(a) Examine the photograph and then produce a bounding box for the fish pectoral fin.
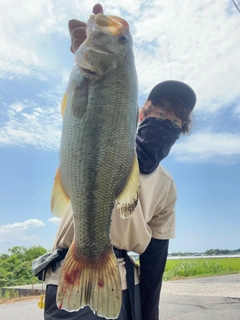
[57,243,122,319]
[51,168,70,217]
[61,91,68,118]
[116,152,140,219]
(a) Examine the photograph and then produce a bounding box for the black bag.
[32,248,68,281]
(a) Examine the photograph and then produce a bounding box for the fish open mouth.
[80,67,98,76]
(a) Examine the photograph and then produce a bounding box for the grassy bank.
[163,257,240,280]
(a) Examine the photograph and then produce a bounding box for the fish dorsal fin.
[61,91,68,118]
[51,168,70,217]
[116,152,140,218]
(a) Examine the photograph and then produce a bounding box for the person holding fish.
[38,3,196,320]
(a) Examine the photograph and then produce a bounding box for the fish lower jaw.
[75,55,99,77]
[75,64,99,77]
[79,66,98,76]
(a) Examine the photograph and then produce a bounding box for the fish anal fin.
[57,243,122,319]
[116,152,140,219]
[61,91,68,118]
[51,168,70,217]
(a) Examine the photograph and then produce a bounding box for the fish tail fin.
[57,242,122,319]
[116,152,140,218]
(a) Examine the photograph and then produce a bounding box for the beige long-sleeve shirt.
[45,164,177,290]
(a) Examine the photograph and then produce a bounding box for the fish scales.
[51,13,139,319]
[61,71,136,255]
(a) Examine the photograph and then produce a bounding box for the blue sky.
[0,0,240,254]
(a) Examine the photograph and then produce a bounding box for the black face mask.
[136,117,181,174]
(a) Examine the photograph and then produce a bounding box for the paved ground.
[160,294,240,320]
[0,274,239,319]
[161,274,240,298]
[160,274,240,319]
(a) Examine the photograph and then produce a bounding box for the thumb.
[93,4,104,15]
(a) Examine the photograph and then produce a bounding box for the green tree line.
[205,248,240,255]
[0,246,47,287]
[170,248,240,256]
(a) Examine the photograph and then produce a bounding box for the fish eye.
[119,35,128,41]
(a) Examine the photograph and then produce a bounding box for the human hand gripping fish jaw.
[50,6,140,320]
[75,14,132,78]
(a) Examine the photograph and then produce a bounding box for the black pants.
[44,284,142,320]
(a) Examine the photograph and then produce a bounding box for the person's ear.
[139,111,144,122]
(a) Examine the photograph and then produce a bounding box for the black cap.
[148,80,197,111]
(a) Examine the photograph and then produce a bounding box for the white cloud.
[131,1,240,113]
[0,65,69,151]
[0,95,62,151]
[48,217,61,225]
[234,104,240,116]
[0,219,46,252]
[172,132,240,163]
[10,102,29,113]
[0,219,45,247]
[0,0,70,79]
[0,219,45,235]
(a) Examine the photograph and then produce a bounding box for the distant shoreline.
[167,254,240,259]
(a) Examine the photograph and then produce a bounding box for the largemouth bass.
[51,13,139,319]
